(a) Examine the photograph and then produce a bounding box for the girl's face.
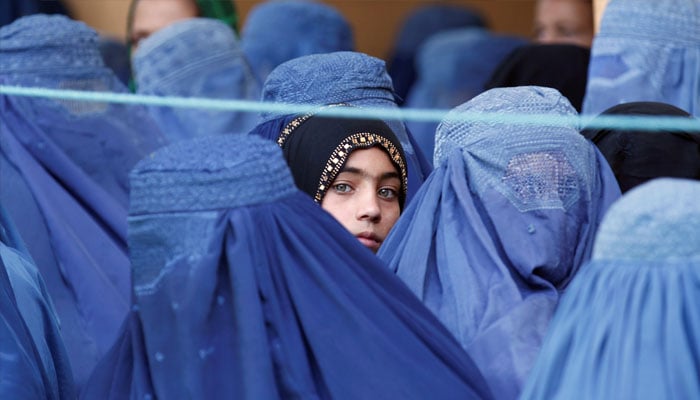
[321,147,401,253]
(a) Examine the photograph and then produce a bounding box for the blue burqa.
[404,28,525,162]
[386,4,487,101]
[0,14,167,387]
[81,134,493,400]
[521,178,700,399]
[241,0,354,84]
[378,86,621,399]
[133,18,261,142]
[258,51,433,204]
[583,0,700,117]
[0,204,75,399]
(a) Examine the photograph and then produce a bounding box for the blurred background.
[63,0,543,59]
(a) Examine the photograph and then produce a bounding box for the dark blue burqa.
[0,14,167,387]
[0,204,75,399]
[81,134,493,400]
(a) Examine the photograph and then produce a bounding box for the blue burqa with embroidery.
[0,14,167,387]
[257,51,432,204]
[583,0,700,117]
[378,87,621,399]
[0,204,75,399]
[81,134,493,400]
[133,18,261,142]
[521,178,700,399]
[241,0,354,84]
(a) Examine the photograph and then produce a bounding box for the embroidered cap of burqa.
[378,86,620,399]
[0,14,166,387]
[81,134,492,400]
[133,18,261,142]
[521,178,700,399]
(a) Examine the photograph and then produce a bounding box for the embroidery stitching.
[314,132,408,203]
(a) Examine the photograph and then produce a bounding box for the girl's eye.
[333,183,352,193]
[378,187,398,199]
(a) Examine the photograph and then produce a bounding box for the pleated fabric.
[521,178,700,399]
[0,14,166,387]
[379,86,621,399]
[81,134,493,400]
[582,0,700,117]
[133,18,261,142]
[0,205,75,399]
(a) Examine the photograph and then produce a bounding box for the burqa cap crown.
[260,51,396,121]
[0,14,103,72]
[434,86,580,166]
[133,18,248,91]
[593,178,700,262]
[599,0,700,43]
[129,135,297,214]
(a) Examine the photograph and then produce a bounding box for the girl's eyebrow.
[339,167,400,181]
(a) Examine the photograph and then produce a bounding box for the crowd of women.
[1,0,699,399]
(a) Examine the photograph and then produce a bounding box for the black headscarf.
[278,113,408,208]
[485,43,590,111]
[582,102,700,193]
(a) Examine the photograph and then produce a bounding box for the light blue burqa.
[583,0,700,116]
[378,86,621,399]
[521,178,700,399]
[133,18,261,141]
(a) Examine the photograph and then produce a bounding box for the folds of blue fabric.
[0,226,77,399]
[1,240,76,399]
[521,258,700,399]
[0,254,54,399]
[83,192,493,399]
[0,117,130,388]
[378,149,620,399]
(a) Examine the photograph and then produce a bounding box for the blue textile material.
[133,18,261,142]
[387,4,487,100]
[378,87,621,399]
[82,134,493,400]
[405,28,526,163]
[241,0,353,84]
[0,205,75,399]
[259,51,433,203]
[521,178,700,399]
[0,14,166,387]
[583,0,700,117]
